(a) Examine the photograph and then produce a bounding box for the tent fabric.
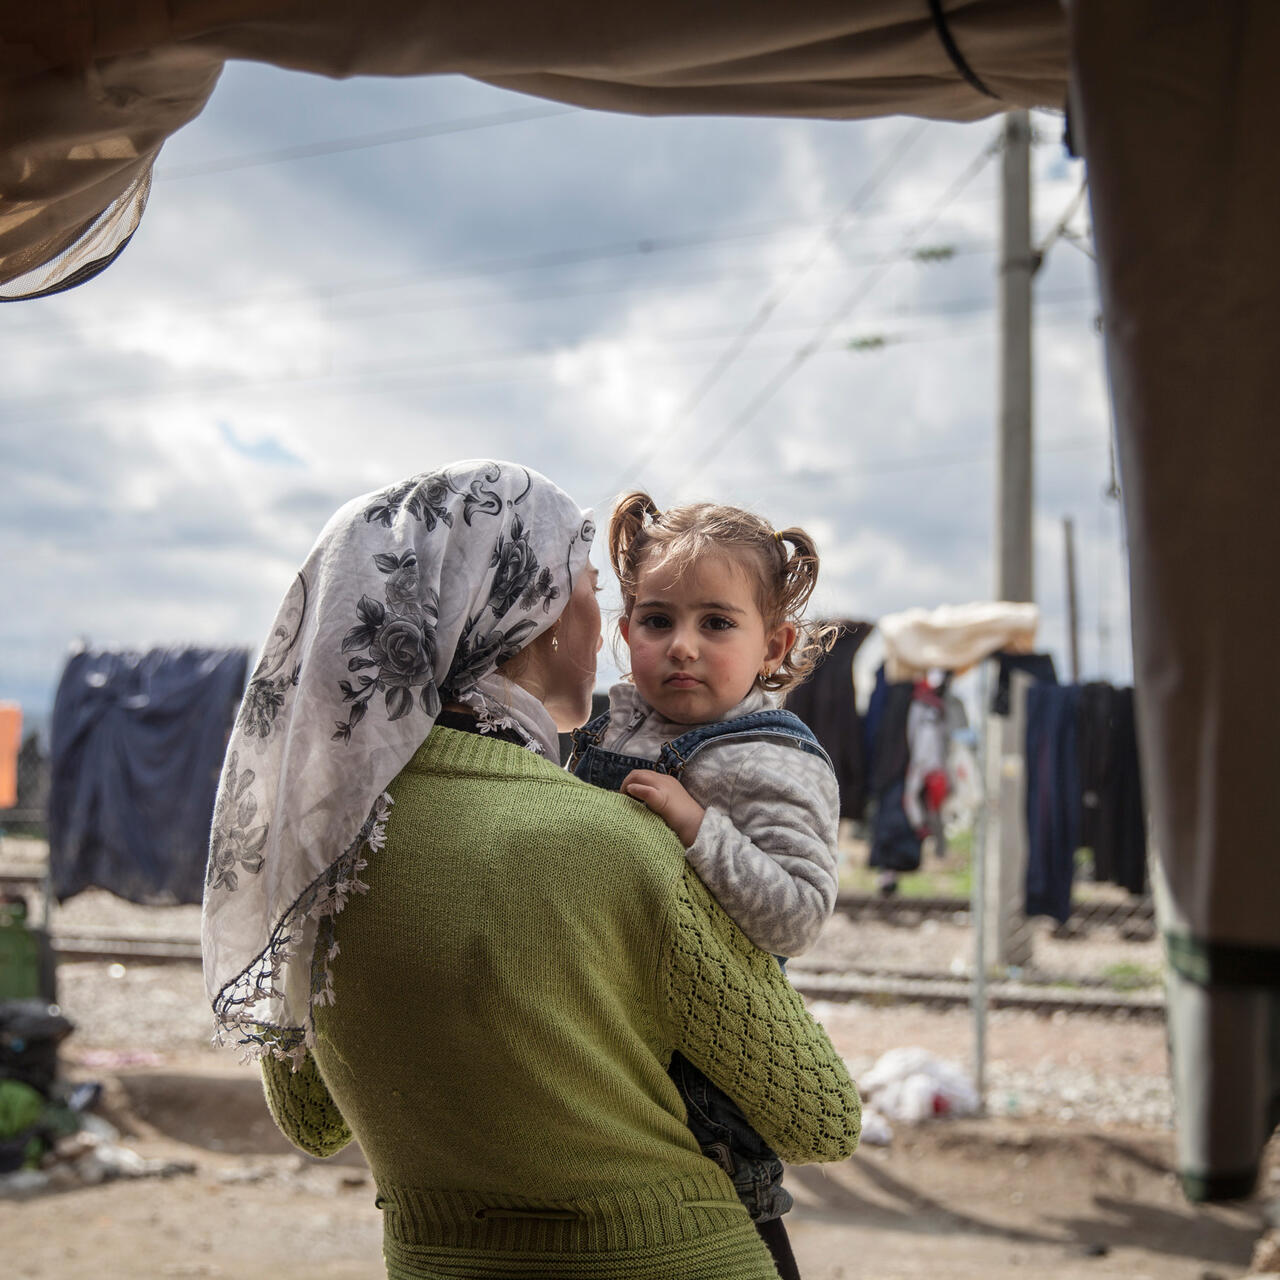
[784,620,873,821]
[1069,0,1280,1196]
[878,601,1039,681]
[0,0,1069,297]
[48,646,249,906]
[1069,1,1280,961]
[1164,965,1280,1204]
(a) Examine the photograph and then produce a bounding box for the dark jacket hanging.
[784,620,873,821]
[867,666,921,873]
[1076,682,1147,895]
[48,646,249,905]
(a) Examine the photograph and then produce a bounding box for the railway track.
[41,931,1165,1018]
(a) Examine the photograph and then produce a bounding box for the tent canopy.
[3,0,1277,1201]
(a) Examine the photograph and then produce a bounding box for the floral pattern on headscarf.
[201,461,593,1061]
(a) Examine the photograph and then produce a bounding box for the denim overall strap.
[566,710,611,774]
[568,711,670,793]
[658,709,831,778]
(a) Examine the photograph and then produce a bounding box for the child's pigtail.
[775,527,820,616]
[607,491,661,612]
[763,525,835,692]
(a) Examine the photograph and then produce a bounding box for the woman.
[202,460,860,1280]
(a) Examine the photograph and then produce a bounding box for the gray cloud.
[1,69,1124,726]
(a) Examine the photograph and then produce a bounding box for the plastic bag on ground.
[858,1047,980,1122]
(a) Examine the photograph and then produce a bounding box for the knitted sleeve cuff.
[663,864,860,1165]
[261,1051,353,1158]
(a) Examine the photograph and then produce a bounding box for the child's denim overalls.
[569,706,831,1223]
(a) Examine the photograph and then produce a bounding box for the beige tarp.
[3,0,1277,1199]
[877,602,1038,680]
[1069,1,1280,1200]
[0,0,1067,297]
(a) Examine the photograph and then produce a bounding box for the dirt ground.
[1,855,1276,1278]
[3,1042,1272,1280]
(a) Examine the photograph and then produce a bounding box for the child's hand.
[621,771,706,847]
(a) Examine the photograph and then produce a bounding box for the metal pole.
[1063,515,1081,682]
[971,660,990,1110]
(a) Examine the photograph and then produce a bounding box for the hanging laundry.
[1023,683,1082,924]
[48,647,249,905]
[991,651,1058,716]
[0,704,20,809]
[867,667,923,877]
[1076,683,1148,895]
[903,679,950,850]
[878,602,1039,682]
[785,620,873,821]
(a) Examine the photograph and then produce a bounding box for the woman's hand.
[621,770,706,848]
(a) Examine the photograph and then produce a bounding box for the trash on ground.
[857,1047,980,1122]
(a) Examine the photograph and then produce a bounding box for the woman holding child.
[202,459,859,1280]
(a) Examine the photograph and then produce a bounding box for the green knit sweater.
[262,727,860,1279]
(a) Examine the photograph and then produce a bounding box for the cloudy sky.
[2,63,1128,728]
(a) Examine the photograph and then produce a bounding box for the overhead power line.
[610,118,930,493]
[744,433,1108,490]
[3,292,1098,432]
[157,104,577,179]
[674,128,1005,491]
[4,239,999,352]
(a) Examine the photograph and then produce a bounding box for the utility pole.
[1063,515,1081,682]
[997,110,1035,607]
[981,110,1035,981]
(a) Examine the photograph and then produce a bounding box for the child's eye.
[704,616,735,631]
[638,614,671,630]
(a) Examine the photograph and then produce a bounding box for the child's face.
[620,552,795,725]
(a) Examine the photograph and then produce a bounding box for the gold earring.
[551,631,560,652]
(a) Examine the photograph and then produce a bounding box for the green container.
[0,900,55,1003]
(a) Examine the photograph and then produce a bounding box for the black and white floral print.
[334,554,441,740]
[203,460,594,1061]
[520,566,561,613]
[488,515,540,615]
[236,572,307,742]
[363,474,457,531]
[444,615,539,696]
[206,752,269,892]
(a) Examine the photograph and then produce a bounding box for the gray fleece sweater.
[598,682,839,957]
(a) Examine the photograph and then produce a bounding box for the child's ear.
[620,615,631,645]
[765,622,796,669]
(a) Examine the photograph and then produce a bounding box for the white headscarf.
[201,461,594,1061]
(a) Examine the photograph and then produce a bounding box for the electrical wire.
[1035,177,1089,267]
[609,119,930,493]
[2,298,1100,440]
[156,104,578,180]
[2,240,999,351]
[672,129,1005,493]
[1,290,1096,428]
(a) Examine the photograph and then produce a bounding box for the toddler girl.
[569,491,840,1279]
